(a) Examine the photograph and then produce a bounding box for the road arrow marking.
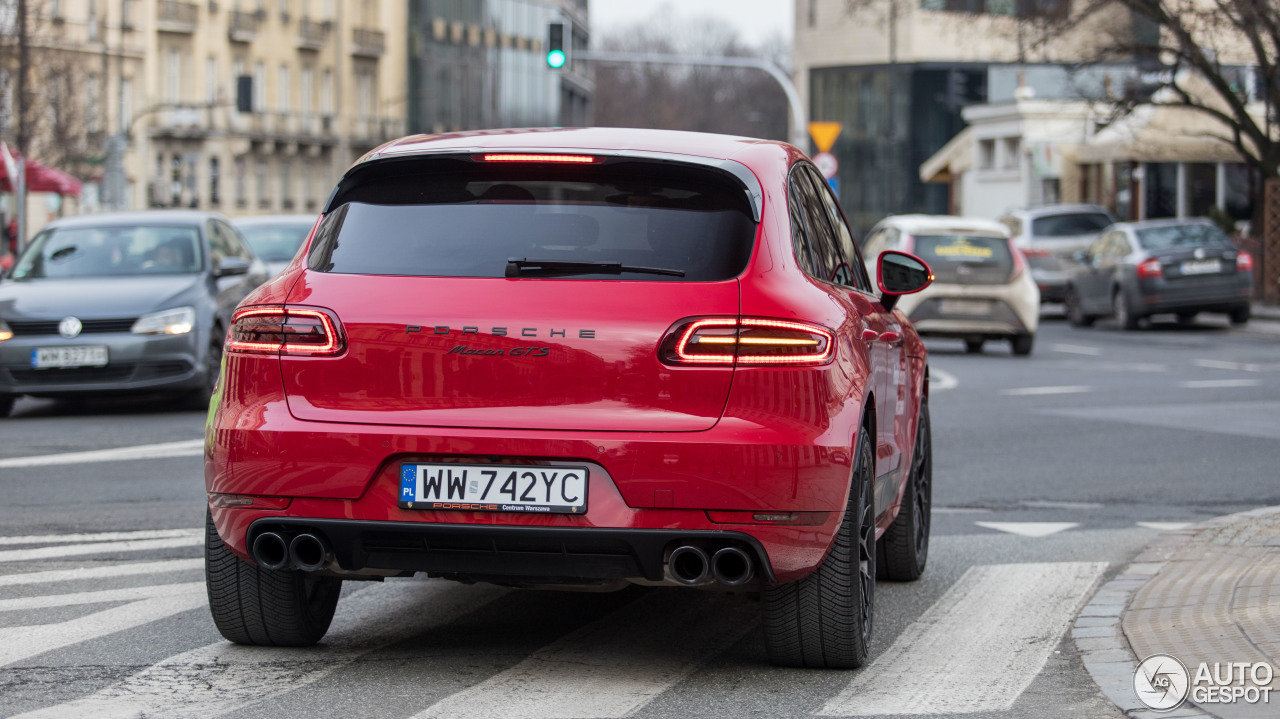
[974,521,1079,537]
[930,368,958,392]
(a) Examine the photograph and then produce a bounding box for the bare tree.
[592,13,790,142]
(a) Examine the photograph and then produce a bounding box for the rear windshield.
[913,234,1012,269]
[1135,224,1232,250]
[308,159,757,281]
[10,225,203,279]
[1031,213,1113,237]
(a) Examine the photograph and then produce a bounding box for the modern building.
[0,0,408,229]
[793,0,1161,233]
[407,0,591,135]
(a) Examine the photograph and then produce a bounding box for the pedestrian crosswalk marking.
[0,558,203,587]
[974,521,1079,537]
[0,528,201,546]
[817,562,1106,716]
[0,439,204,468]
[0,536,203,564]
[0,581,204,612]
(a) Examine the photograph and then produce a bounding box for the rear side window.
[308,158,757,281]
[1031,212,1112,237]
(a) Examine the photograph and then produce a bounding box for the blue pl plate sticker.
[401,465,416,501]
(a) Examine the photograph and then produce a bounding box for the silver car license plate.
[31,346,109,369]
[1180,259,1221,275]
[938,299,992,315]
[399,463,588,514]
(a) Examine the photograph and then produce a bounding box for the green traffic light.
[546,49,566,68]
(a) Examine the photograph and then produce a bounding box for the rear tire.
[1113,289,1139,331]
[205,510,342,646]
[964,339,984,354]
[879,401,931,581]
[1176,312,1197,326]
[0,394,13,418]
[1066,289,1094,327]
[1229,306,1250,326]
[764,426,875,669]
[1010,333,1034,356]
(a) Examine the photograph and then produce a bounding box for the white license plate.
[400,463,588,514]
[31,346,109,369]
[1180,259,1221,275]
[938,299,992,315]
[1177,257,1218,273]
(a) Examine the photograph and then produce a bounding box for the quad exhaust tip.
[251,532,290,571]
[288,533,331,572]
[711,547,754,586]
[668,545,711,585]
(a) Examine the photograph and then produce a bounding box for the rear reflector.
[1237,250,1254,272]
[480,153,598,164]
[706,510,831,526]
[209,494,291,510]
[662,317,835,366]
[227,306,345,356]
[1136,257,1163,279]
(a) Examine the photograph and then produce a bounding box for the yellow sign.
[808,122,843,154]
[933,239,994,259]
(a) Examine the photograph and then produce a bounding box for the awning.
[0,147,83,197]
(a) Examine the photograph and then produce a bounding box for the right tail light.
[660,317,835,366]
[1136,258,1163,279]
[227,306,345,356]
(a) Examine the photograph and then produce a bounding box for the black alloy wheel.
[880,400,931,581]
[1010,333,1034,356]
[0,394,14,418]
[1066,289,1094,327]
[1113,289,1139,331]
[964,339,984,354]
[1229,306,1251,325]
[763,424,876,669]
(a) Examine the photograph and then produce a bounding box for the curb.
[1073,506,1280,719]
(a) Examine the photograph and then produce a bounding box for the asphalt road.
[1,311,1277,718]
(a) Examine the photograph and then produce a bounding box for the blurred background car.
[863,215,1039,355]
[231,214,316,276]
[999,204,1116,304]
[0,211,270,417]
[1065,218,1254,330]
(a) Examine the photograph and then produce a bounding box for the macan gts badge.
[205,128,935,670]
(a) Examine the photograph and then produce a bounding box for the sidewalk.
[1253,302,1280,322]
[1076,507,1280,718]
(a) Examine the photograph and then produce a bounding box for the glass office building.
[408,0,591,134]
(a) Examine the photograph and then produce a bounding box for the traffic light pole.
[572,50,809,155]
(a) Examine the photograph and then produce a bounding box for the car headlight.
[131,307,196,335]
[0,318,11,342]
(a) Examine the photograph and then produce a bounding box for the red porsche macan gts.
[204,128,934,669]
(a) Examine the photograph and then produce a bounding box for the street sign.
[813,152,839,179]
[808,122,842,154]
[827,177,839,195]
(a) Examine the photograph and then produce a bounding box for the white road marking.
[0,439,204,469]
[11,580,505,719]
[933,506,992,514]
[974,521,1079,538]
[0,582,205,612]
[411,590,759,719]
[0,536,203,564]
[818,562,1107,716]
[0,559,203,587]
[1050,343,1102,356]
[1019,500,1104,510]
[1137,522,1192,531]
[0,529,201,546]
[1180,379,1262,389]
[930,368,958,392]
[1192,359,1280,372]
[999,385,1093,396]
[0,589,209,666]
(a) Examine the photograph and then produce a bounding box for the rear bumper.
[900,278,1039,339]
[243,516,777,585]
[1131,276,1253,315]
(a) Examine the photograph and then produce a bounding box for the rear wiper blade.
[505,258,684,278]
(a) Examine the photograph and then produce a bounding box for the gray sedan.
[0,211,270,416]
[1065,219,1253,330]
[231,214,317,277]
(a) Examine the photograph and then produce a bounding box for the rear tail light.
[1009,241,1027,282]
[227,306,345,356]
[479,153,598,164]
[1020,247,1052,258]
[1136,257,1163,279]
[1237,250,1254,272]
[661,317,835,366]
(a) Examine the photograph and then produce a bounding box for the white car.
[862,215,1040,355]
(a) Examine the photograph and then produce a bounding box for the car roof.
[231,214,317,226]
[874,214,1009,237]
[43,210,221,230]
[361,127,784,165]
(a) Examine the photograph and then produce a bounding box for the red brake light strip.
[481,153,598,164]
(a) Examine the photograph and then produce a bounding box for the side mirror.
[877,250,933,312]
[215,256,251,278]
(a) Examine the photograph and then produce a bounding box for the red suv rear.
[204,129,934,668]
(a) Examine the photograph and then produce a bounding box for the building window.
[120,77,132,131]
[301,65,313,115]
[256,160,268,209]
[278,64,291,112]
[210,157,221,204]
[253,62,266,112]
[280,159,293,209]
[86,74,101,133]
[320,68,333,114]
[206,57,218,104]
[166,49,182,102]
[978,138,996,170]
[235,156,247,207]
[1002,137,1021,169]
[357,69,374,118]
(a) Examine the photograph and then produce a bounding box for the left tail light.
[660,317,835,366]
[1237,250,1254,272]
[1136,257,1163,279]
[227,306,345,356]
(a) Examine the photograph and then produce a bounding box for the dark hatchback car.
[1066,218,1254,330]
[0,211,270,416]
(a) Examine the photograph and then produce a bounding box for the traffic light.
[546,22,567,69]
